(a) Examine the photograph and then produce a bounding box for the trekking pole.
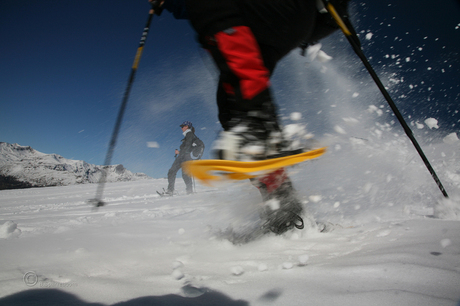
[90,2,162,208]
[322,0,449,198]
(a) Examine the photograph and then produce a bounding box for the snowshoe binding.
[252,168,305,235]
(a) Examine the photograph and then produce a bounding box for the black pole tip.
[88,199,106,207]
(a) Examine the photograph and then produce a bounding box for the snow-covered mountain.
[0,142,150,189]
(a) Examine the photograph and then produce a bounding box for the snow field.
[0,171,459,305]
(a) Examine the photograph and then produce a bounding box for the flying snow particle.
[309,195,322,203]
[352,92,359,98]
[424,118,439,129]
[367,105,383,116]
[365,33,373,40]
[147,141,160,148]
[243,145,265,155]
[305,43,322,62]
[443,133,459,144]
[334,125,347,135]
[284,124,305,138]
[343,117,359,125]
[290,112,302,121]
[316,50,333,63]
[305,44,333,63]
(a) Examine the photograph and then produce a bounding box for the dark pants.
[167,157,193,194]
[186,0,318,129]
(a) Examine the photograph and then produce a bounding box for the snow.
[443,133,459,145]
[146,141,160,148]
[1,131,460,305]
[334,125,347,135]
[305,43,333,63]
[0,221,22,239]
[316,50,333,63]
[425,118,439,129]
[289,112,302,121]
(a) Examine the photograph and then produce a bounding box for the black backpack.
[191,135,205,159]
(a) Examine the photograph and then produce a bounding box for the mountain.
[0,142,150,190]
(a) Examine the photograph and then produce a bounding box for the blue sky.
[1,0,459,179]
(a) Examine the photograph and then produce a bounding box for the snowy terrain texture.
[1,123,459,305]
[0,142,150,189]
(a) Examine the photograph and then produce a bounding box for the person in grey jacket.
[165,121,195,195]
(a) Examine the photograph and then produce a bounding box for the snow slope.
[1,131,460,306]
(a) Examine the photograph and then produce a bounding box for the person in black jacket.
[165,121,195,195]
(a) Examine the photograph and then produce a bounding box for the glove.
[149,0,164,16]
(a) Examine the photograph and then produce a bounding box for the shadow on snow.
[0,287,254,306]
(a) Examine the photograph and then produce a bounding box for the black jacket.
[177,129,194,161]
[164,0,345,52]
